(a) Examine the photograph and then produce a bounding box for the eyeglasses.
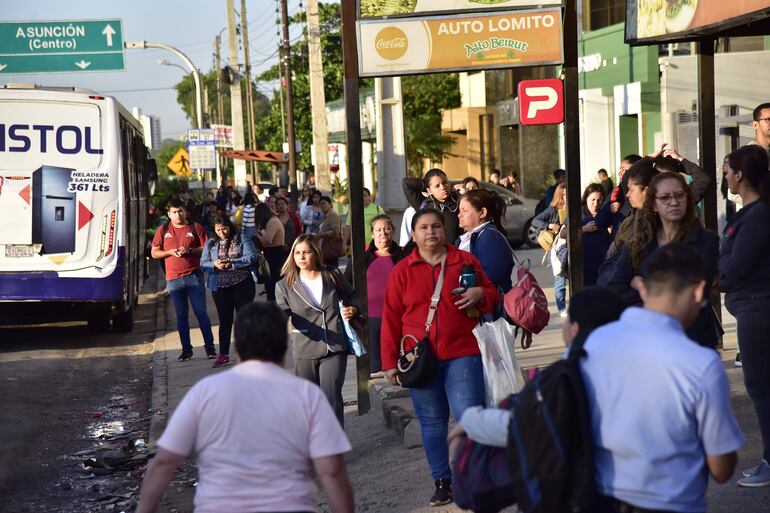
[655,191,687,204]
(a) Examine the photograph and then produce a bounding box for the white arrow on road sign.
[102,24,116,47]
[0,64,6,72]
[75,60,91,69]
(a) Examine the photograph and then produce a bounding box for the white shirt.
[300,274,324,307]
[158,360,351,513]
[458,221,490,252]
[400,206,415,246]
[582,308,744,512]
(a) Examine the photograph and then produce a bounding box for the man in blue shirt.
[582,243,744,512]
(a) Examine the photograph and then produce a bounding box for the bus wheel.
[87,308,112,333]
[112,307,135,333]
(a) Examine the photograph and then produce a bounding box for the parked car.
[451,180,539,249]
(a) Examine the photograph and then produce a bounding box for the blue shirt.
[581,308,744,512]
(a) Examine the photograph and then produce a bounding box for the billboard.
[358,8,563,77]
[359,0,562,19]
[626,0,770,43]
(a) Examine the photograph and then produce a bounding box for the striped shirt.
[242,204,256,228]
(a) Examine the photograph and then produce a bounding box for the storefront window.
[585,0,625,32]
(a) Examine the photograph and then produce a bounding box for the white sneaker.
[738,459,770,487]
[559,310,568,318]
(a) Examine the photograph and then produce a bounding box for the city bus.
[0,84,157,332]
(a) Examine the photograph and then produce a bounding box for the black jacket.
[719,200,770,313]
[402,177,461,241]
[598,221,720,348]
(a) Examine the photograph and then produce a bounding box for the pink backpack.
[504,260,550,335]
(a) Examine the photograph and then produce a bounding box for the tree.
[402,73,461,174]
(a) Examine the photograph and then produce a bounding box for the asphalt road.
[0,273,161,513]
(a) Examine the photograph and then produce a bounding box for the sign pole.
[341,0,371,415]
[563,0,584,295]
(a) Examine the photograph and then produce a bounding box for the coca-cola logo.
[375,27,408,61]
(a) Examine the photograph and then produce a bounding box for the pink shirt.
[367,255,395,318]
[158,360,351,513]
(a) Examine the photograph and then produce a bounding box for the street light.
[158,59,198,126]
[125,40,204,129]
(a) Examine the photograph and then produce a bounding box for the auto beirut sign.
[517,79,564,126]
[0,20,125,74]
[358,8,563,77]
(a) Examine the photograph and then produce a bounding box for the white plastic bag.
[473,318,526,406]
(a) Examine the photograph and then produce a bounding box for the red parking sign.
[518,79,564,126]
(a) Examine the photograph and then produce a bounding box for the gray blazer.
[275,272,359,359]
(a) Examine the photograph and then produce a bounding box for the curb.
[368,380,423,448]
[147,263,169,449]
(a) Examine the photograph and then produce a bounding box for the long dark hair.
[461,189,505,233]
[728,145,770,203]
[211,214,239,254]
[255,203,276,229]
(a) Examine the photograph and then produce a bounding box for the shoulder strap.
[424,255,446,335]
[189,222,200,245]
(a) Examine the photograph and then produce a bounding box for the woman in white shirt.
[275,235,359,425]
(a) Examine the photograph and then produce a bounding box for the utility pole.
[225,0,247,189]
[306,0,331,192]
[340,0,370,414]
[281,0,298,187]
[241,0,257,183]
[214,35,225,125]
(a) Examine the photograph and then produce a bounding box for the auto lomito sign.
[0,20,125,74]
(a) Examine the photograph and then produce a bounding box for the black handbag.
[397,255,446,388]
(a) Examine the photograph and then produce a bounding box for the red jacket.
[381,244,498,371]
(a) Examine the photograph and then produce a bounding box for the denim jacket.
[199,235,258,291]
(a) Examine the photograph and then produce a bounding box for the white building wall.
[579,88,615,189]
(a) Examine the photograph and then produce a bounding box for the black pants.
[211,278,255,355]
[735,299,770,461]
[262,246,286,301]
[295,352,347,426]
[595,495,683,513]
[368,316,382,373]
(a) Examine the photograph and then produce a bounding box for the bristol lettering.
[0,124,103,154]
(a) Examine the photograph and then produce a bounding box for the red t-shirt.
[151,222,208,281]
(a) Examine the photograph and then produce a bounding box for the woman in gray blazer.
[275,234,359,425]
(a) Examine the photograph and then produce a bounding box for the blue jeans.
[167,271,215,353]
[409,355,485,480]
[554,275,567,312]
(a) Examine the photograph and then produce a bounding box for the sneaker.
[206,349,217,359]
[559,310,568,318]
[429,479,452,507]
[738,459,770,487]
[742,460,766,478]
[212,354,230,368]
[177,351,193,362]
[736,352,743,368]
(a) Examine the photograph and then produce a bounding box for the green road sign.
[0,20,125,74]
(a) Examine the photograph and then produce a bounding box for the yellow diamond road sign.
[167,148,192,177]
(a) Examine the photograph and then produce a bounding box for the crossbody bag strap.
[424,254,446,335]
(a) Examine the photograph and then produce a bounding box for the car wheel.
[524,219,539,248]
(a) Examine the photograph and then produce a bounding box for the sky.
[2,0,310,140]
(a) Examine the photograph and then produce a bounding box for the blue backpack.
[452,333,595,513]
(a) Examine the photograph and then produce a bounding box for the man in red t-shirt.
[151,199,215,361]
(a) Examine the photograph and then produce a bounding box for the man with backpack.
[451,244,744,513]
[151,198,216,361]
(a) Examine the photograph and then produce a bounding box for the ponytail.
[728,145,770,204]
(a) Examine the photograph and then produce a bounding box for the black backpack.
[453,332,595,513]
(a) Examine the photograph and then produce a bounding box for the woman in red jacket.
[381,208,498,507]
